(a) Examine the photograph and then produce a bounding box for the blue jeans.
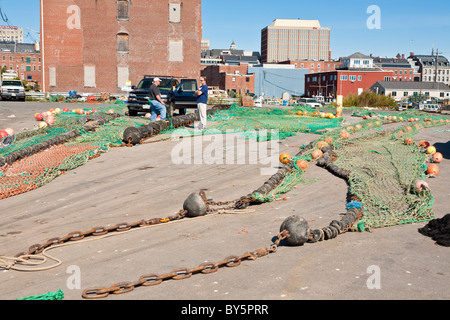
[150,100,166,121]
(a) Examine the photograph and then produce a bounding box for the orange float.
[279,153,291,164]
[404,137,414,145]
[340,130,350,139]
[426,164,439,176]
[296,159,308,170]
[317,141,328,149]
[311,149,323,159]
[432,152,443,163]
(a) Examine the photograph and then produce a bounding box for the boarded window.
[117,0,129,20]
[117,66,129,88]
[84,65,96,88]
[169,3,181,23]
[49,67,56,87]
[168,40,183,62]
[117,33,129,53]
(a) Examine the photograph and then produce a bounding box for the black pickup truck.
[127,75,198,117]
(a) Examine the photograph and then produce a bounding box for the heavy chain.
[81,230,290,299]
[8,192,246,269]
[12,209,188,258]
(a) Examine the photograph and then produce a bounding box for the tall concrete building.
[261,19,330,63]
[40,0,202,93]
[0,26,24,43]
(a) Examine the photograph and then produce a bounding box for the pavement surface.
[0,100,449,301]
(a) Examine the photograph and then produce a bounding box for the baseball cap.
[153,78,162,82]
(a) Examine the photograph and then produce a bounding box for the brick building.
[305,69,393,99]
[201,64,255,95]
[0,42,42,86]
[40,0,202,93]
[278,59,342,73]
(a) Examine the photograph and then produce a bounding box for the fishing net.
[0,103,149,200]
[207,104,343,137]
[333,129,434,231]
[17,288,64,300]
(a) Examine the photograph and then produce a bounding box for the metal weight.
[183,192,207,217]
[279,215,309,246]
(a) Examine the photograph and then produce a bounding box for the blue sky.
[202,0,450,59]
[0,0,449,59]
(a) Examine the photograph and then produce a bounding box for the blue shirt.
[197,85,208,104]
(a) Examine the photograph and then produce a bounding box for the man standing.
[149,78,166,122]
[195,77,208,130]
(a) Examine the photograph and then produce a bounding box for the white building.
[371,81,450,101]
[341,52,374,69]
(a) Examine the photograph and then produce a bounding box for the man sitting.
[149,78,166,122]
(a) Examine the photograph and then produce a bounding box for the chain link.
[82,230,290,299]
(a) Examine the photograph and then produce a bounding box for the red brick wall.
[1,52,42,85]
[41,0,202,93]
[305,70,393,98]
[201,64,255,94]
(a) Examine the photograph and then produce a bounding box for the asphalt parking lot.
[0,101,449,303]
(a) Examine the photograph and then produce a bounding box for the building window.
[340,75,347,81]
[392,91,397,97]
[168,40,183,62]
[117,66,129,88]
[349,75,356,81]
[403,92,408,97]
[117,33,129,53]
[84,65,96,88]
[169,3,181,23]
[49,67,56,87]
[117,0,129,20]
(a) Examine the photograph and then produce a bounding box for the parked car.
[0,79,26,101]
[127,75,198,116]
[397,102,410,111]
[298,98,322,108]
[423,104,440,113]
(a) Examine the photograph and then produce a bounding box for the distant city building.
[305,52,423,99]
[305,69,392,100]
[370,81,450,101]
[201,41,260,67]
[277,59,342,73]
[40,0,202,93]
[0,42,41,85]
[202,64,255,95]
[248,64,308,98]
[260,19,331,63]
[408,52,450,86]
[340,52,374,69]
[0,26,24,43]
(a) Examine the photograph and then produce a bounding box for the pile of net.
[418,213,450,247]
[200,104,343,140]
[330,129,434,231]
[0,103,149,200]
